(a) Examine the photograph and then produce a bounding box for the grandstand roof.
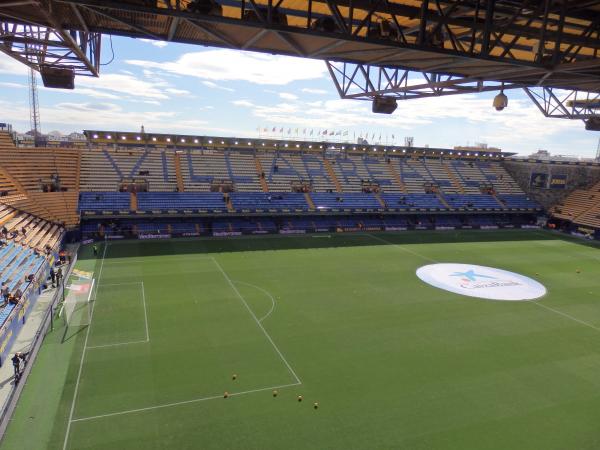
[2,0,600,96]
[83,129,513,157]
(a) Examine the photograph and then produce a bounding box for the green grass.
[3,230,600,450]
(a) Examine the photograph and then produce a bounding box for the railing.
[0,242,76,441]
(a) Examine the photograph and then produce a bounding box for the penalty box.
[69,256,300,423]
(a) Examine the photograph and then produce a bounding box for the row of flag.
[256,126,395,141]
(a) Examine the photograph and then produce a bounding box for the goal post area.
[61,278,95,338]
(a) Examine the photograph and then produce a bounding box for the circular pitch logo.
[416,263,546,301]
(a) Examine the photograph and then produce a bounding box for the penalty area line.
[71,381,301,423]
[233,280,277,323]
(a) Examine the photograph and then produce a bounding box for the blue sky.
[0,36,598,157]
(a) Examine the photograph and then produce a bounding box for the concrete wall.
[502,160,600,210]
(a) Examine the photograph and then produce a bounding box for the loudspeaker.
[372,96,397,114]
[585,117,600,131]
[40,66,74,89]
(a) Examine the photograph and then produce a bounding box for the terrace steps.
[131,192,138,211]
[436,193,451,209]
[387,161,406,193]
[0,210,16,226]
[374,192,386,208]
[304,192,315,210]
[0,131,14,147]
[226,195,235,212]
[491,193,506,208]
[174,153,185,192]
[254,157,269,192]
[443,163,465,194]
[323,159,342,192]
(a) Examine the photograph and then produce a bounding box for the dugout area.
[3,230,600,450]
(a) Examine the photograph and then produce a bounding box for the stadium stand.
[550,181,600,228]
[0,130,79,227]
[0,127,547,239]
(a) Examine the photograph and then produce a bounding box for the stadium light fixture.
[194,139,198,144]
[221,141,225,144]
[208,140,213,144]
[235,141,239,145]
[166,138,171,142]
[402,149,406,153]
[319,145,323,149]
[458,152,462,155]
[493,89,508,111]
[121,136,126,140]
[475,152,479,156]
[136,136,141,141]
[296,144,300,148]
[262,143,265,146]
[308,145,312,149]
[248,142,252,146]
[181,139,186,143]
[392,149,396,152]
[152,137,157,142]
[285,144,288,147]
[92,134,98,139]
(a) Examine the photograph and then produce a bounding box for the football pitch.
[3,230,600,450]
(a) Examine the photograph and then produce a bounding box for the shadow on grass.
[74,229,587,262]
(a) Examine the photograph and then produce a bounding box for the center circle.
[416,263,546,301]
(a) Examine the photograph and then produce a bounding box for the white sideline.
[211,257,302,385]
[367,232,600,334]
[233,280,277,323]
[86,281,150,350]
[63,242,108,450]
[71,381,301,423]
[366,233,437,263]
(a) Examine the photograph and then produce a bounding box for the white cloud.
[76,73,168,99]
[279,92,298,100]
[126,49,327,85]
[0,82,26,89]
[301,88,329,95]
[165,87,190,95]
[231,99,254,107]
[139,39,168,48]
[0,55,27,76]
[202,80,234,92]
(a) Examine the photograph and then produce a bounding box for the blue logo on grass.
[450,269,496,282]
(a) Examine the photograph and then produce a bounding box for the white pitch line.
[141,281,150,342]
[531,301,600,333]
[62,242,108,450]
[234,280,277,323]
[71,381,301,423]
[106,256,213,265]
[87,339,148,350]
[366,233,438,263]
[211,257,301,385]
[99,281,144,287]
